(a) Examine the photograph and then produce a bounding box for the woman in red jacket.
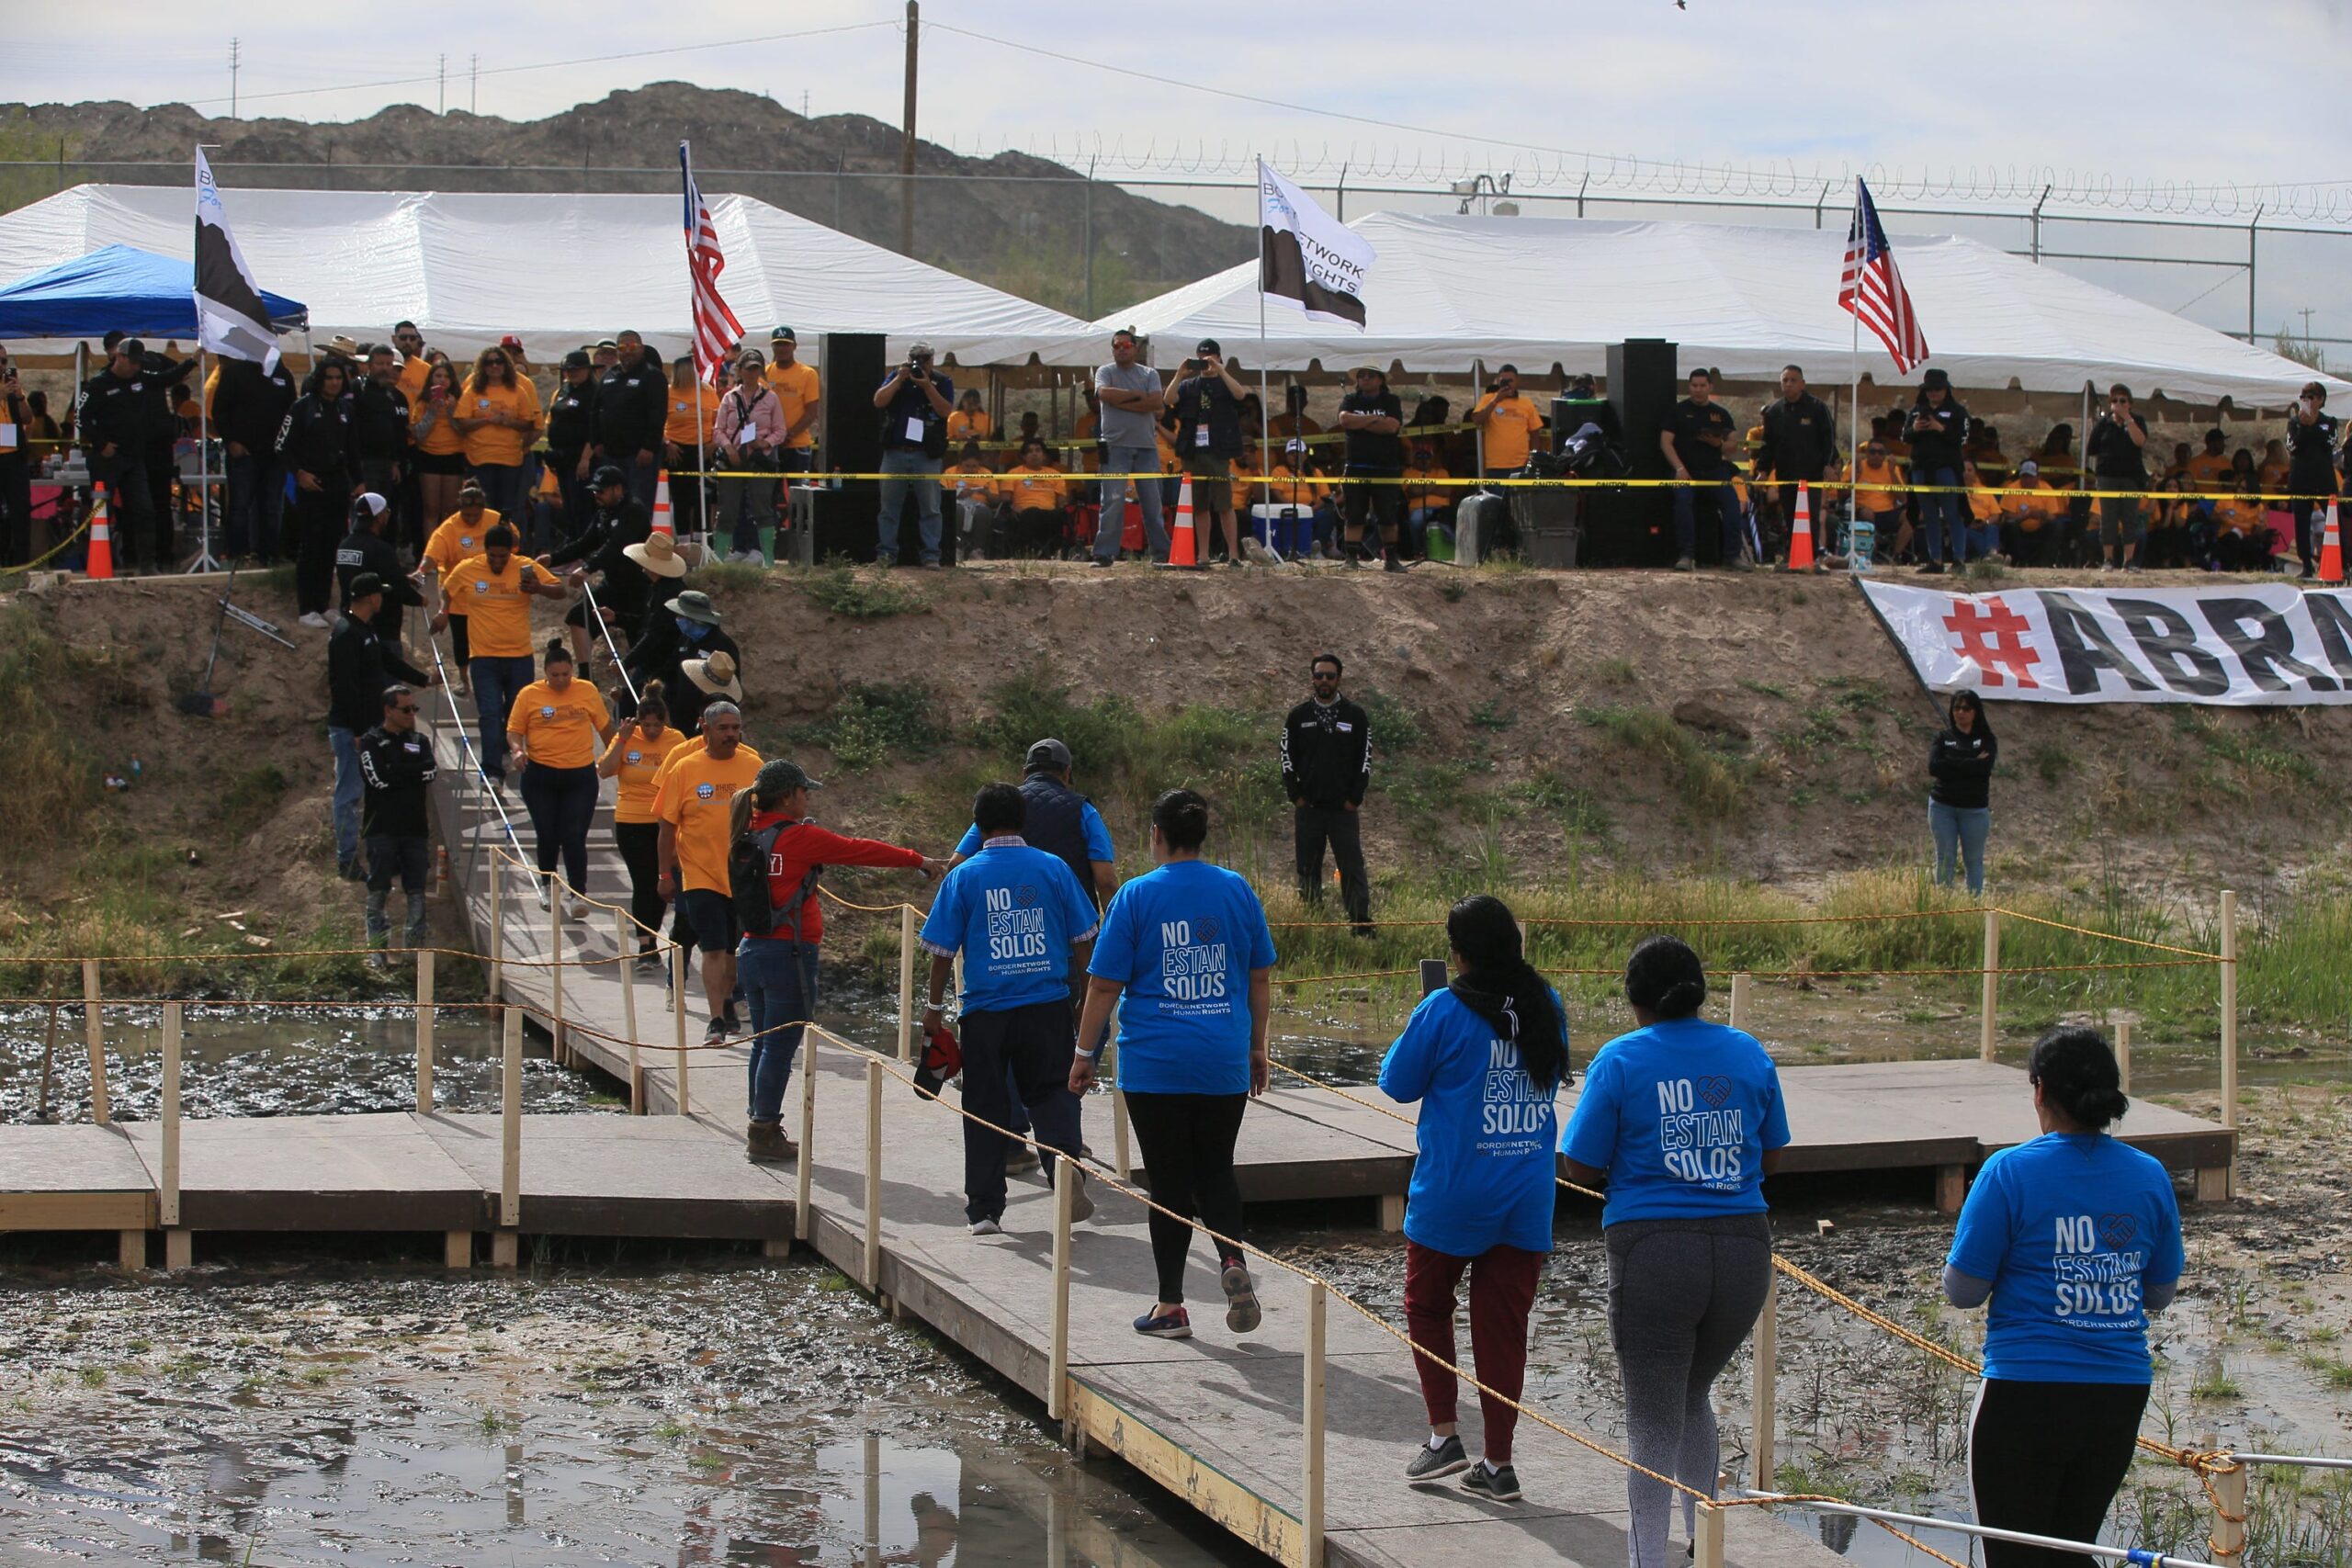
[729,758,944,1163]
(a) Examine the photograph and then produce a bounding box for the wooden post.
[81,959,109,1125]
[1693,1501,1726,1568]
[614,908,642,1112]
[1980,909,2000,1063]
[1749,1269,1777,1491]
[488,853,505,1013]
[795,1033,816,1242]
[548,881,566,1066]
[864,1056,885,1293]
[2116,1017,2132,1096]
[2211,1454,2248,1564]
[1302,1281,1328,1568]
[160,1003,184,1266]
[672,942,691,1116]
[444,1231,472,1269]
[897,904,918,1062]
[2219,889,2238,1133]
[1049,1150,1075,1423]
[414,948,435,1113]
[500,1006,522,1232]
[1728,970,1752,1032]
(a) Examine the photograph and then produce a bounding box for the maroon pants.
[1404,1239,1544,1462]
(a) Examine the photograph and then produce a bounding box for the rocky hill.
[0,84,1251,317]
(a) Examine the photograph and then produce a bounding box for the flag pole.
[189,345,221,572]
[1848,183,1863,555]
[684,140,710,558]
[1256,157,1272,536]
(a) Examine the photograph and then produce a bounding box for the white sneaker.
[298,611,330,629]
[970,1218,1003,1237]
[565,900,591,921]
[534,881,551,911]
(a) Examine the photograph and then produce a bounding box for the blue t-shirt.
[1088,860,1276,1095]
[1947,1132,2184,1384]
[917,841,1099,1015]
[1378,988,1565,1258]
[1559,1017,1791,1226]
[953,802,1114,863]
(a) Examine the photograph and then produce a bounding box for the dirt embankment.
[6,559,2347,965]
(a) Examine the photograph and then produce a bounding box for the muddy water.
[0,1256,1243,1565]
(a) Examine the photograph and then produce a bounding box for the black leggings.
[1122,1090,1249,1304]
[612,819,665,951]
[1970,1378,2149,1568]
[519,762,598,896]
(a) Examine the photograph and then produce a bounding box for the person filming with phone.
[1165,339,1248,566]
[872,342,955,568]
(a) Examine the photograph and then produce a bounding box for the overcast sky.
[17,0,2352,345]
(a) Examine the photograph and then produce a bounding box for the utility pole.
[899,0,919,256]
[437,55,446,115]
[469,54,479,116]
[229,39,240,121]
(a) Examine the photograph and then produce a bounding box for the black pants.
[520,761,598,897]
[1970,1378,2149,1568]
[2290,495,2326,574]
[613,819,665,951]
[144,444,175,566]
[1294,804,1372,931]
[294,481,345,614]
[0,452,29,566]
[958,998,1083,1225]
[91,451,158,570]
[1122,1090,1249,1304]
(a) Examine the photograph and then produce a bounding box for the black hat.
[1195,337,1222,356]
[1921,367,1952,390]
[590,463,628,491]
[347,571,387,599]
[1023,738,1072,773]
[561,349,593,370]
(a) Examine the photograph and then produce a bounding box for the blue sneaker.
[1133,1305,1192,1339]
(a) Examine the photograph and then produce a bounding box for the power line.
[173,20,898,110]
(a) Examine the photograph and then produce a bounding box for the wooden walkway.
[0,719,2241,1568]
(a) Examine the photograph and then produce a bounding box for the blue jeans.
[877,450,944,563]
[469,653,536,784]
[1913,467,1964,562]
[1673,480,1745,562]
[1097,445,1170,560]
[1930,799,1990,896]
[469,462,526,522]
[225,451,287,558]
[328,725,363,866]
[739,936,818,1123]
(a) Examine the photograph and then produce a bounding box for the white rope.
[424,629,529,862]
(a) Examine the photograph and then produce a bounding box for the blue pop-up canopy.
[0,243,306,340]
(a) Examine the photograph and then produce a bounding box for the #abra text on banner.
[1860,579,2352,705]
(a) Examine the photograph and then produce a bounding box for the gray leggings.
[1605,1213,1774,1568]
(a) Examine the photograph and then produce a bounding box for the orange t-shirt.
[656,747,765,895]
[2186,453,2233,492]
[397,356,431,402]
[458,378,540,468]
[1004,463,1068,512]
[1855,457,1903,514]
[663,390,719,448]
[942,460,997,502]
[439,554,546,658]
[424,510,501,578]
[604,724,687,824]
[1266,466,1325,507]
[763,361,820,450]
[506,679,611,771]
[1405,466,1450,510]
[946,409,993,445]
[1474,393,1545,470]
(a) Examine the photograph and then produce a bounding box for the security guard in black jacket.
[595,342,669,506]
[110,333,198,568]
[78,338,170,570]
[356,682,437,962]
[327,572,433,880]
[548,464,655,660]
[1281,652,1374,934]
[2286,379,2342,578]
[336,493,424,646]
[546,351,601,541]
[1758,367,1838,540]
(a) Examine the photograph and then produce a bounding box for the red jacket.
[747,808,924,942]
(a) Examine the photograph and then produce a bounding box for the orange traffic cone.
[650,469,674,539]
[1786,480,1815,571]
[1166,476,1198,568]
[2322,496,2345,584]
[85,483,115,580]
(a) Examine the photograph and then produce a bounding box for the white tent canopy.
[0,185,1096,367]
[1100,211,2347,407]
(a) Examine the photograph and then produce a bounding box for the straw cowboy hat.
[324,334,364,357]
[623,531,688,579]
[684,650,742,701]
[665,589,722,626]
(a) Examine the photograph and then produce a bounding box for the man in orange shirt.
[428,523,569,787]
[656,702,764,1043]
[762,326,821,485]
[1470,365,1545,488]
[997,437,1069,558]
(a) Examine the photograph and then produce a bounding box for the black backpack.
[729,820,822,937]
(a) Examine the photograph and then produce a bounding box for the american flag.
[680,141,744,383]
[1838,179,1928,375]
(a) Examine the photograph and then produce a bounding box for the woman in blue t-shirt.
[1070,789,1277,1343]
[1944,1026,2182,1568]
[1559,936,1790,1568]
[1379,895,1569,1506]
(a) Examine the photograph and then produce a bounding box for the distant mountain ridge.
[0,82,1251,317]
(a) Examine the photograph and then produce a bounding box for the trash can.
[1510,455,1580,568]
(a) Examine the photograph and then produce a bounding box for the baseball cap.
[770,324,797,342]
[594,337,619,350]
[499,333,525,353]
[1195,338,1221,356]
[908,340,935,359]
[561,349,592,370]
[355,492,389,518]
[2018,459,2040,477]
[1023,738,1073,773]
[754,758,825,795]
[347,571,387,598]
